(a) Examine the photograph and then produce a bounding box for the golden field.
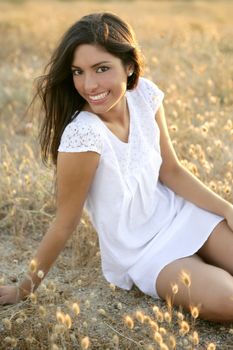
[0,1,233,349]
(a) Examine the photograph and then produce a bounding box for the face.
[71,44,132,119]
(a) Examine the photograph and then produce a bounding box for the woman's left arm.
[156,103,233,228]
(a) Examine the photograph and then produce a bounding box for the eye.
[96,66,109,73]
[72,69,82,76]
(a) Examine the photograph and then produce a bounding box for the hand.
[0,285,21,305]
[225,204,233,232]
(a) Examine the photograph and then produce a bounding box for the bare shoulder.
[57,151,100,198]
[57,151,100,179]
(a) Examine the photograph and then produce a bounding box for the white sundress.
[58,77,224,299]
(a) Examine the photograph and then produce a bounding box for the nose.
[83,73,98,93]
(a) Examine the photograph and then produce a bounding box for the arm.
[156,103,232,219]
[0,151,100,304]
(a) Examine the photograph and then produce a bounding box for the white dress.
[58,77,224,299]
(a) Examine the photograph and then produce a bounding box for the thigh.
[156,254,233,320]
[197,219,233,275]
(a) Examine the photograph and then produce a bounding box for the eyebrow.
[71,61,111,69]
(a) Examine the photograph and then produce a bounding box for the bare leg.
[156,254,233,322]
[197,219,233,275]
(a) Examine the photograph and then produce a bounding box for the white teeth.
[89,92,108,101]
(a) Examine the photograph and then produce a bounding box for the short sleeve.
[140,77,165,116]
[58,119,103,155]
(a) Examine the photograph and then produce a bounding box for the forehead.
[72,43,120,66]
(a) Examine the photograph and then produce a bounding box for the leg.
[156,254,233,322]
[197,219,233,275]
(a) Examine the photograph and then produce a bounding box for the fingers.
[0,286,17,305]
[0,287,7,305]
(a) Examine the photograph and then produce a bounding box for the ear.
[126,63,134,77]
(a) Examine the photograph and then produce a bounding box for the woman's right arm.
[0,151,100,305]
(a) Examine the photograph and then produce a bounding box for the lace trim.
[58,120,103,154]
[141,78,164,114]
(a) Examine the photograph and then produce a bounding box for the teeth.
[89,92,108,101]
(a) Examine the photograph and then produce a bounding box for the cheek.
[73,77,82,92]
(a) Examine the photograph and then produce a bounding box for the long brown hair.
[36,12,144,165]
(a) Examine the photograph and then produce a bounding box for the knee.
[201,291,233,322]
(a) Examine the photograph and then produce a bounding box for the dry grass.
[0,0,233,349]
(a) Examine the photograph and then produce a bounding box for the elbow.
[159,162,182,186]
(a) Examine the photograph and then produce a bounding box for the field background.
[0,0,233,349]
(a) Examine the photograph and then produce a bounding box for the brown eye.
[96,66,109,73]
[72,69,82,76]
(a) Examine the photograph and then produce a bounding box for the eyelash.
[72,66,109,76]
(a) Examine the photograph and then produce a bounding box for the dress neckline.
[81,92,132,146]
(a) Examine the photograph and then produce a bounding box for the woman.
[0,12,233,322]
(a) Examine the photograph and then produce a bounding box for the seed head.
[124,315,134,329]
[29,259,37,273]
[164,312,172,323]
[159,327,167,336]
[112,334,119,346]
[149,320,159,332]
[19,311,27,321]
[135,310,145,323]
[37,270,44,279]
[146,345,155,350]
[144,315,152,323]
[54,324,65,335]
[26,336,35,344]
[171,283,179,294]
[72,302,80,315]
[170,124,178,132]
[117,302,122,310]
[160,343,169,350]
[51,344,59,350]
[81,336,90,349]
[180,270,191,287]
[3,318,12,330]
[47,281,56,292]
[9,337,17,347]
[50,334,57,342]
[109,283,116,291]
[4,337,12,344]
[156,311,164,323]
[16,317,24,325]
[152,305,159,314]
[190,305,199,319]
[85,299,90,308]
[64,314,72,329]
[29,292,37,304]
[168,335,176,349]
[177,311,184,320]
[98,308,106,316]
[192,331,199,345]
[154,331,163,345]
[180,320,190,334]
[38,305,47,317]
[56,311,65,324]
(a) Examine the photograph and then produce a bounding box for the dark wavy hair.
[36,12,144,165]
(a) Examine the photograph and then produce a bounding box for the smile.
[88,91,109,101]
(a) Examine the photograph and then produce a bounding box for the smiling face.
[71,44,132,120]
